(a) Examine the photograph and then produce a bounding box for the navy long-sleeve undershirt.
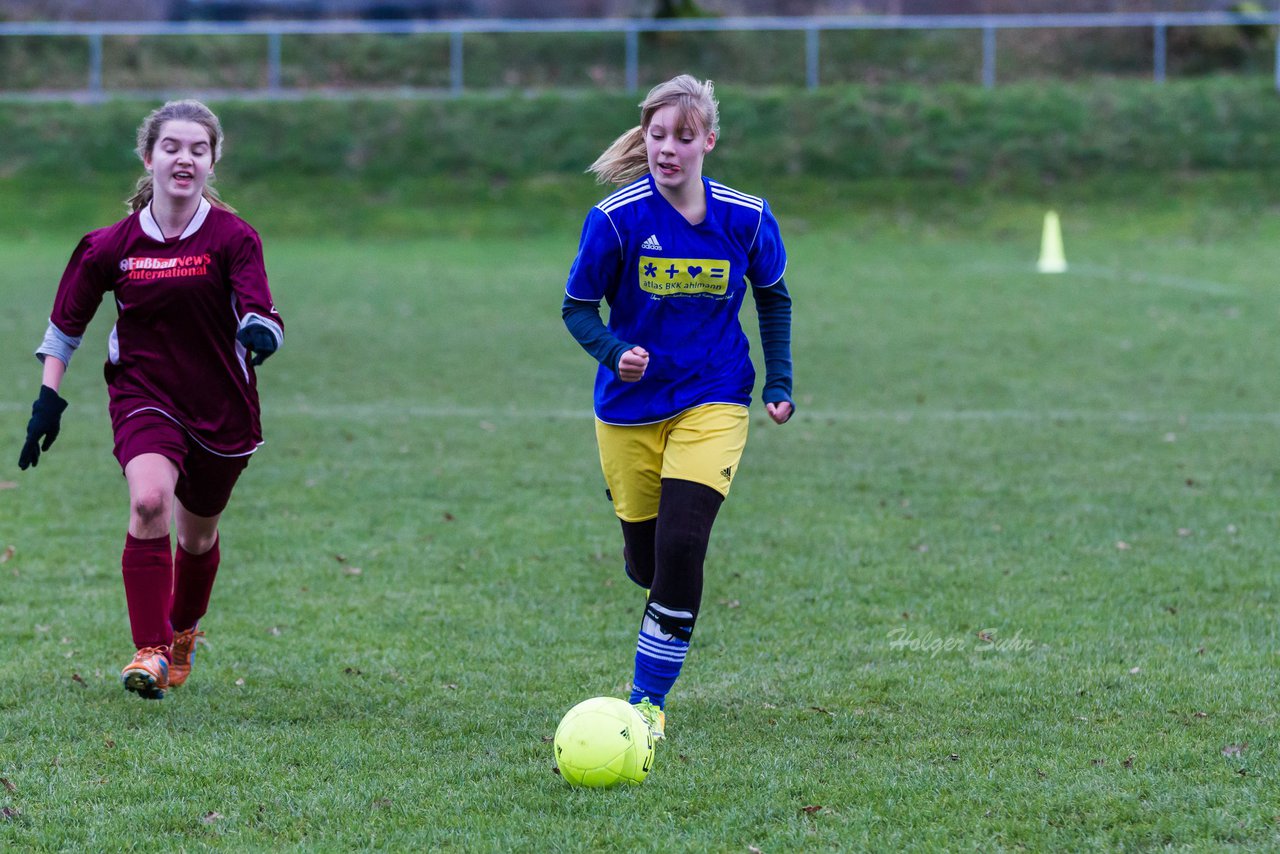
[752,277,793,406]
[561,277,793,402]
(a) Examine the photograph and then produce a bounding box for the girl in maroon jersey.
[18,100,284,700]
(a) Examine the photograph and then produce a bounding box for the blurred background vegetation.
[0,22,1277,94]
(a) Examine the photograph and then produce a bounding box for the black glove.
[236,324,277,367]
[19,385,68,470]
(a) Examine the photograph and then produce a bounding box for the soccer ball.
[554,697,655,787]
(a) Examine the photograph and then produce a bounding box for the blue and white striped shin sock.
[629,601,695,710]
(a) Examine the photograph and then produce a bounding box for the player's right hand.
[618,346,649,382]
[19,385,68,470]
[236,324,278,367]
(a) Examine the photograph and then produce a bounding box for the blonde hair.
[126,99,235,213]
[588,74,720,186]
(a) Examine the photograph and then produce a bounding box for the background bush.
[2,78,1278,190]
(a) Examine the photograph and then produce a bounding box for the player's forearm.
[40,354,67,393]
[562,295,632,377]
[753,278,793,403]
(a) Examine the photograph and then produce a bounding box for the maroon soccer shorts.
[113,411,250,518]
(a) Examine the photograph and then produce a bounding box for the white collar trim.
[140,197,212,242]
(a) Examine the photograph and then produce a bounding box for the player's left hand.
[236,324,277,367]
[19,385,68,470]
[765,401,793,425]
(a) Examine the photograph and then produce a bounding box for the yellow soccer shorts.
[595,403,749,522]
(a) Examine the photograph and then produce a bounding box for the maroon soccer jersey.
[48,200,283,457]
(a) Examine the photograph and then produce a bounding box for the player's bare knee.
[180,531,217,555]
[131,490,171,527]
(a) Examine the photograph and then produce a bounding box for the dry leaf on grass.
[201,811,222,824]
[1222,743,1247,757]
[0,779,14,793]
[0,546,14,563]
[800,805,823,814]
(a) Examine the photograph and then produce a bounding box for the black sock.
[620,517,657,589]
[629,478,724,707]
[650,478,723,611]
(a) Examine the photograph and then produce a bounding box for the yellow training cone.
[1037,210,1067,273]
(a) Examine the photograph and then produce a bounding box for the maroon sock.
[121,533,174,649]
[170,536,220,632]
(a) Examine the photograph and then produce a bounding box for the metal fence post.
[1275,32,1280,92]
[1153,21,1166,83]
[982,25,996,88]
[88,31,103,100]
[267,30,282,93]
[806,27,819,90]
[450,29,463,95]
[625,27,639,93]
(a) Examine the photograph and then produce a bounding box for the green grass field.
[0,175,1277,850]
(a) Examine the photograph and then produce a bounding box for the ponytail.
[587,126,649,186]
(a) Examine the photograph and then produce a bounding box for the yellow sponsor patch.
[638,256,731,296]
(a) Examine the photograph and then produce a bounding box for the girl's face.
[144,120,214,205]
[644,104,716,196]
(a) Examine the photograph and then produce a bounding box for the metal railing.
[2,11,1279,100]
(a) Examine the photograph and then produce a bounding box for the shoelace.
[134,645,171,659]
[174,628,205,645]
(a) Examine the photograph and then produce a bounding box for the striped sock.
[629,601,695,710]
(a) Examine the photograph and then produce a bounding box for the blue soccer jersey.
[565,175,787,425]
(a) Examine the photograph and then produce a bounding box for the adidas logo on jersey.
[641,234,663,251]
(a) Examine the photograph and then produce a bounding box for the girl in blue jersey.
[562,75,794,738]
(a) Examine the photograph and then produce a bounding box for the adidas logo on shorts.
[641,234,662,251]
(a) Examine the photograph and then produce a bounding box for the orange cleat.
[168,626,205,688]
[121,646,169,700]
